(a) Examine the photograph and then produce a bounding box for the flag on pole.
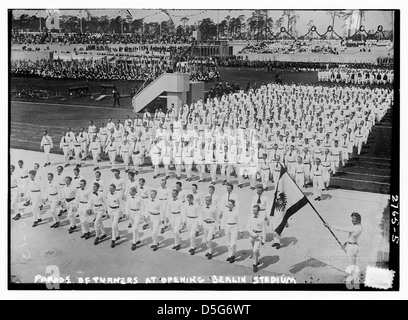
[270,164,309,235]
[270,164,347,252]
[121,9,133,20]
[345,10,360,34]
[45,9,60,17]
[86,10,92,21]
[125,10,133,20]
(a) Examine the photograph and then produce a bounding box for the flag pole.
[272,163,346,253]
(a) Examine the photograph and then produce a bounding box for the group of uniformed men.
[43,83,392,201]
[11,157,277,272]
[12,81,392,273]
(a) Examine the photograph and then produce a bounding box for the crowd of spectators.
[11,31,194,46]
[239,40,344,55]
[318,68,394,85]
[11,57,172,81]
[82,44,189,55]
[216,56,394,71]
[11,55,220,82]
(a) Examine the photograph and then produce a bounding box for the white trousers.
[313,176,324,198]
[170,213,182,246]
[43,145,51,163]
[94,208,106,238]
[225,223,238,257]
[186,217,198,248]
[30,191,41,221]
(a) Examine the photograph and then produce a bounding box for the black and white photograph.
[7,4,400,293]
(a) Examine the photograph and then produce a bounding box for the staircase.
[132,73,189,113]
[330,108,393,194]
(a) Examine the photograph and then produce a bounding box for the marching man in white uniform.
[131,132,144,174]
[321,149,334,190]
[127,187,144,251]
[40,130,53,167]
[73,133,83,167]
[184,194,201,255]
[160,139,172,179]
[62,176,78,234]
[60,132,70,167]
[89,182,107,246]
[247,204,267,273]
[144,189,162,251]
[201,195,219,259]
[259,153,270,191]
[106,184,124,248]
[45,173,61,228]
[149,139,162,179]
[79,128,89,159]
[89,135,101,171]
[26,170,43,227]
[295,156,306,188]
[16,160,29,194]
[167,189,184,251]
[157,179,170,234]
[73,179,92,240]
[120,138,132,173]
[222,199,239,264]
[311,158,324,201]
[11,165,22,221]
[105,136,118,170]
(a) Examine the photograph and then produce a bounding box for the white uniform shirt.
[127,195,144,214]
[89,191,106,211]
[110,177,125,192]
[46,179,61,200]
[41,135,53,149]
[144,198,162,218]
[63,184,77,201]
[106,192,123,211]
[223,207,239,225]
[201,204,219,224]
[27,177,42,193]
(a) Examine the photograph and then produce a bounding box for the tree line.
[11,10,391,42]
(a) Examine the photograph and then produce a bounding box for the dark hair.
[253,204,260,211]
[176,181,182,187]
[351,212,362,224]
[192,184,198,189]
